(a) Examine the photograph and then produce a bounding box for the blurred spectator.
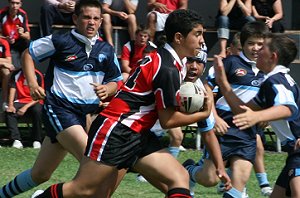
[226,31,241,56]
[0,37,15,111]
[146,0,188,42]
[252,0,284,33]
[101,0,138,46]
[6,68,44,149]
[121,25,156,82]
[40,0,78,36]
[216,0,255,58]
[0,0,30,68]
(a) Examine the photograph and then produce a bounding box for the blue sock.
[256,172,270,187]
[0,169,38,197]
[168,146,180,158]
[223,187,242,198]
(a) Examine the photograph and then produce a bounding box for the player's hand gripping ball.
[180,82,205,113]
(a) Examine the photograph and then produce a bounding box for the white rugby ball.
[180,82,205,113]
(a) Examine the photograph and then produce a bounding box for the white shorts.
[147,11,169,32]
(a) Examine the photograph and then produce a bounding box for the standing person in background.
[6,68,44,149]
[216,0,255,58]
[101,0,138,46]
[0,37,14,111]
[252,0,284,33]
[146,0,188,43]
[0,1,122,197]
[40,0,78,37]
[0,0,30,69]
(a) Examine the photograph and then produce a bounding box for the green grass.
[0,142,286,198]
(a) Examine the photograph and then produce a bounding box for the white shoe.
[179,145,187,151]
[242,188,249,198]
[261,186,273,196]
[31,189,44,198]
[12,140,23,149]
[33,141,41,149]
[136,174,148,182]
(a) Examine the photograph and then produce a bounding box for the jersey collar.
[71,29,99,57]
[266,65,290,78]
[239,52,259,75]
[164,43,187,81]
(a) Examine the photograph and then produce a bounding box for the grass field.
[0,133,287,198]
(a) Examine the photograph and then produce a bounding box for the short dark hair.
[74,0,102,16]
[164,9,203,44]
[135,24,150,37]
[240,21,269,47]
[267,34,298,67]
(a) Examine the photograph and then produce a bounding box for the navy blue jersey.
[207,54,265,140]
[29,30,122,114]
[253,66,300,153]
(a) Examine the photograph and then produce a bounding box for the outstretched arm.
[22,49,46,100]
[202,130,231,190]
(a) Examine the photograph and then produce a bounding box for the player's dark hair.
[240,21,269,47]
[267,34,298,67]
[165,9,203,44]
[74,0,102,16]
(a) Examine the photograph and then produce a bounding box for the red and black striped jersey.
[101,44,185,133]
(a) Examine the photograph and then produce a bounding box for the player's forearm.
[202,130,225,171]
[22,49,38,87]
[105,81,118,97]
[158,108,210,129]
[254,105,292,123]
[218,81,246,115]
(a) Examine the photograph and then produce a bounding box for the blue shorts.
[43,93,99,143]
[218,127,257,164]
[85,115,163,169]
[275,151,300,197]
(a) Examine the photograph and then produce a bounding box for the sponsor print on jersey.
[65,55,77,61]
[235,68,247,76]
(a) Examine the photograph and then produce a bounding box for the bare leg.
[218,38,227,58]
[127,14,137,41]
[147,12,157,42]
[102,13,113,46]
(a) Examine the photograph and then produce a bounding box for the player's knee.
[196,173,219,187]
[148,13,156,23]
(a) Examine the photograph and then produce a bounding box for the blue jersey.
[207,53,265,140]
[194,78,215,133]
[253,66,300,153]
[29,30,122,114]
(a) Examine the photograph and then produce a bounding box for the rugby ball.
[180,82,204,113]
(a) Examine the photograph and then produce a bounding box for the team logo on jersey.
[83,64,93,71]
[98,54,107,62]
[235,68,247,76]
[65,55,77,61]
[251,78,264,86]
